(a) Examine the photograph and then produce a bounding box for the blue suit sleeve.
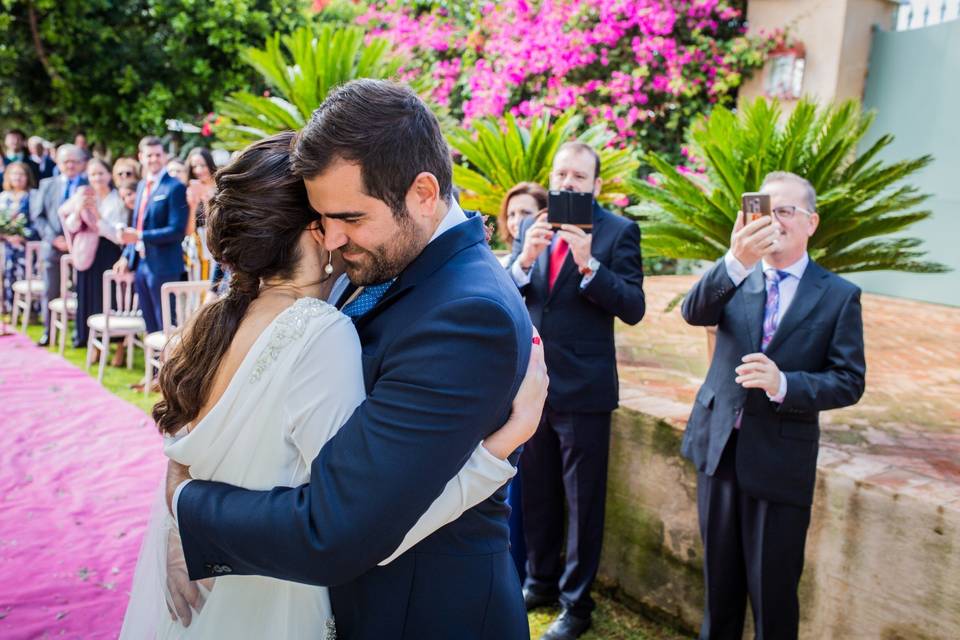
[681,257,739,327]
[141,182,188,245]
[580,221,645,325]
[176,297,530,586]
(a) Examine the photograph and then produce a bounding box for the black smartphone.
[741,192,771,223]
[547,190,594,230]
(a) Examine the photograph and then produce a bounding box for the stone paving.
[615,274,960,511]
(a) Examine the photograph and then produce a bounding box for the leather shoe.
[523,588,558,612]
[542,610,591,640]
[36,333,50,347]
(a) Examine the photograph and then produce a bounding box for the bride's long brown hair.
[152,132,318,435]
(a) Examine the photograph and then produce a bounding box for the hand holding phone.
[731,193,779,269]
[547,190,593,231]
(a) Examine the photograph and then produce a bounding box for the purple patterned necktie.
[761,269,788,351]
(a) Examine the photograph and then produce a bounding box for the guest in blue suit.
[115,136,187,335]
[164,80,534,639]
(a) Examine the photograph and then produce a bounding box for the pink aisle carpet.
[0,333,165,638]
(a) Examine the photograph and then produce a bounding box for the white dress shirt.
[723,250,810,402]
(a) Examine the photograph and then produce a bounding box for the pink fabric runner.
[0,333,164,638]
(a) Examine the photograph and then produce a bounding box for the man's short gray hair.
[760,171,816,211]
[56,144,85,162]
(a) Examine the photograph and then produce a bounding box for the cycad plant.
[629,97,946,273]
[214,24,438,151]
[448,110,640,217]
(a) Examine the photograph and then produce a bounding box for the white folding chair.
[10,240,45,333]
[144,280,210,396]
[86,270,146,384]
[49,254,78,355]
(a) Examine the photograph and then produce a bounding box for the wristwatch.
[580,257,601,276]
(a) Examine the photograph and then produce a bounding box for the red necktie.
[136,179,153,234]
[548,239,569,290]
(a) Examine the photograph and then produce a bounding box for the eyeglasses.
[772,205,813,220]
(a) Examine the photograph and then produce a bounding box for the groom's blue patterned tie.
[342,281,393,319]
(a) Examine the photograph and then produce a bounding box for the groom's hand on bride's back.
[165,460,191,515]
[483,327,548,459]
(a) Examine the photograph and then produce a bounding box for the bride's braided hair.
[152,132,317,435]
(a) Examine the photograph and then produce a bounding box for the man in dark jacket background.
[508,142,646,640]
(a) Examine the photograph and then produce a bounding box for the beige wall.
[739,0,900,113]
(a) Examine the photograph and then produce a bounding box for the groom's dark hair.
[292,79,453,217]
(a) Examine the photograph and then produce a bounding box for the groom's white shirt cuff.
[172,479,191,524]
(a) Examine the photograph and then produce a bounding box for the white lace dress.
[120,297,516,639]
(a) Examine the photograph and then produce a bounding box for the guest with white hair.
[30,143,88,346]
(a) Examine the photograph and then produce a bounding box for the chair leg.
[97,331,109,383]
[58,315,68,355]
[86,331,95,370]
[145,347,153,397]
[127,336,134,369]
[11,296,19,334]
[50,310,58,351]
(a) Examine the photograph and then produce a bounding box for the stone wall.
[598,406,960,639]
[596,275,960,638]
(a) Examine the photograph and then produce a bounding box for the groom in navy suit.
[166,81,533,638]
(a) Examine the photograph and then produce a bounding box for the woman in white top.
[120,133,547,639]
[59,157,126,347]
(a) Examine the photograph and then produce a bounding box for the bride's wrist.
[482,427,518,460]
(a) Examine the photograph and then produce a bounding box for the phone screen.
[742,192,771,223]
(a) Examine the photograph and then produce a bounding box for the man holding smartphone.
[681,172,866,639]
[508,142,645,640]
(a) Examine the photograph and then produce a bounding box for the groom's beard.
[341,212,428,286]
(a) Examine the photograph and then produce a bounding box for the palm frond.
[632,97,943,274]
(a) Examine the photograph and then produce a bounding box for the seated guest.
[30,144,87,346]
[1,161,39,308]
[59,158,125,347]
[28,136,56,181]
[165,158,188,185]
[680,171,866,640]
[498,182,547,266]
[114,136,187,337]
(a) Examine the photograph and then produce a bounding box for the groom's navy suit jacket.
[177,214,533,639]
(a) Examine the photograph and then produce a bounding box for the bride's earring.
[324,251,334,275]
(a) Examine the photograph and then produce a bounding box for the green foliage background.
[0,0,308,154]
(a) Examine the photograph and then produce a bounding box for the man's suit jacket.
[680,258,866,507]
[508,202,645,413]
[30,174,88,263]
[177,215,532,639]
[121,172,188,276]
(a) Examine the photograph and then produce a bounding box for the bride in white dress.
[119,133,547,639]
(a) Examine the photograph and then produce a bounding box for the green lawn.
[5,314,688,639]
[529,595,688,639]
